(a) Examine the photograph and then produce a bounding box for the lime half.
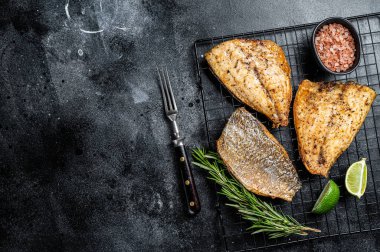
[312,180,340,214]
[345,158,367,199]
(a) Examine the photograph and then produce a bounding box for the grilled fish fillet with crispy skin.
[205,39,292,127]
[217,107,301,201]
[294,80,377,177]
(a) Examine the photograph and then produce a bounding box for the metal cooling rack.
[194,13,380,251]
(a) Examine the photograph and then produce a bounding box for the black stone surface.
[0,0,380,251]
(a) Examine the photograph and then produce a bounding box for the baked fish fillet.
[294,80,376,177]
[217,107,301,201]
[205,39,292,127]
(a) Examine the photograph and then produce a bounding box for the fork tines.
[157,68,178,115]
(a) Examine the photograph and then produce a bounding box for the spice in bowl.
[315,23,356,72]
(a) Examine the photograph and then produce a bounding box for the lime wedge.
[345,158,367,199]
[312,180,340,214]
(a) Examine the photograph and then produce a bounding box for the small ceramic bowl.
[312,17,361,75]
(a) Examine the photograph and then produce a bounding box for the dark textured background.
[1,0,380,251]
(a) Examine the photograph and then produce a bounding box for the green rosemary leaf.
[192,147,320,238]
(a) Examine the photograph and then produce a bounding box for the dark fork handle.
[175,145,201,215]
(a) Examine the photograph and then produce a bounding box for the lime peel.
[312,180,340,215]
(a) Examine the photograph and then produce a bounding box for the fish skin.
[294,80,377,177]
[205,39,292,128]
[217,107,301,201]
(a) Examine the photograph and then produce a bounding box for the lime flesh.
[312,180,340,214]
[345,158,367,199]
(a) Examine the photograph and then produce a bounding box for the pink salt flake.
[315,22,356,72]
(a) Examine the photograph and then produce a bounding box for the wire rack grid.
[194,13,380,251]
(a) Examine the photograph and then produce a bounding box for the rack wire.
[194,13,380,251]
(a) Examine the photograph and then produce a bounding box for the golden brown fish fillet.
[294,80,377,177]
[205,39,292,127]
[217,107,301,201]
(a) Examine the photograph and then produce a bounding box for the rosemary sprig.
[192,148,320,239]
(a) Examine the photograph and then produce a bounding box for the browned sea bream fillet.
[217,108,301,201]
[294,80,377,177]
[205,39,292,127]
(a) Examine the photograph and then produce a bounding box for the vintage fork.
[157,67,201,215]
